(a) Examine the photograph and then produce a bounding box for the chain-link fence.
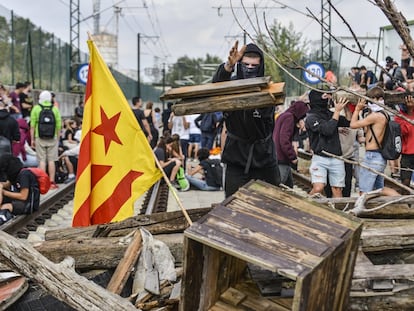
[0,5,161,102]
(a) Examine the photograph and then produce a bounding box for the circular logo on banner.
[77,64,89,85]
[303,62,325,84]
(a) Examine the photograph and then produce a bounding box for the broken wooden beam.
[44,208,211,241]
[0,231,136,311]
[107,230,142,295]
[33,233,185,270]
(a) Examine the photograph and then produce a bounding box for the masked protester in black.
[213,41,281,198]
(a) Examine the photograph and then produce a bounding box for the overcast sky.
[0,0,412,82]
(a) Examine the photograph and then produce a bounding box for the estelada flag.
[72,40,162,227]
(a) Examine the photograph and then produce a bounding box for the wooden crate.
[180,180,363,311]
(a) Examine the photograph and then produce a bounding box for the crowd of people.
[2,41,414,220]
[0,83,81,218]
[151,42,414,200]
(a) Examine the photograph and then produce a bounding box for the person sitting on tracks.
[186,148,222,191]
[0,154,40,215]
[154,136,182,189]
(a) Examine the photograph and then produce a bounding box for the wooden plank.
[33,237,126,269]
[173,89,284,116]
[220,287,247,306]
[180,237,204,311]
[235,282,291,311]
[353,263,414,280]
[160,76,271,100]
[107,230,142,295]
[233,188,351,242]
[207,203,332,257]
[0,231,137,311]
[0,276,28,310]
[185,221,311,279]
[244,180,362,231]
[360,224,414,252]
[45,208,211,241]
[209,300,244,311]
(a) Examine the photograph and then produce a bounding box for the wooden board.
[172,82,285,115]
[0,275,28,310]
[160,76,271,100]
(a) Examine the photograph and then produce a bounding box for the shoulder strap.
[369,111,389,148]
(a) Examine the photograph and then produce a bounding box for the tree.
[165,54,222,87]
[258,21,309,96]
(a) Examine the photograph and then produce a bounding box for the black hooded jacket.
[212,44,276,172]
[0,109,20,142]
[305,91,349,156]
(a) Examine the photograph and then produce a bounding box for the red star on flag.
[93,107,122,154]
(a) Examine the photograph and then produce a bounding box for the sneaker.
[50,182,59,190]
[64,176,76,184]
[170,181,180,189]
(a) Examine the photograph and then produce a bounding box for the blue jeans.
[201,132,215,150]
[186,174,220,191]
[359,150,387,193]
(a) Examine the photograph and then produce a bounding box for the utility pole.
[69,0,80,92]
[321,0,332,69]
[225,33,247,45]
[136,33,158,98]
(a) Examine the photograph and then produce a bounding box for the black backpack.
[370,111,402,160]
[38,104,56,138]
[200,113,217,133]
[205,159,223,187]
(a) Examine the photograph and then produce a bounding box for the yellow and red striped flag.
[72,40,162,227]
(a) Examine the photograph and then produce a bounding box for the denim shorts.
[359,151,387,193]
[309,155,345,187]
[189,134,201,144]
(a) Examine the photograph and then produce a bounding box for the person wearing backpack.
[30,90,62,189]
[186,148,222,191]
[395,95,414,192]
[0,154,40,216]
[350,87,399,196]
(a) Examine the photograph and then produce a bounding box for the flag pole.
[152,153,193,226]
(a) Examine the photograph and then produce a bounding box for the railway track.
[1,182,76,238]
[0,179,171,239]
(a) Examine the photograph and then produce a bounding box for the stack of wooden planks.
[160,76,285,116]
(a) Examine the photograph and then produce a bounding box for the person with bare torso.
[350,86,399,196]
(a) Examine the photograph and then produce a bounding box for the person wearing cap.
[305,90,350,198]
[212,40,280,198]
[30,90,62,189]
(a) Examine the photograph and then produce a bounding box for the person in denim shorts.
[305,90,350,198]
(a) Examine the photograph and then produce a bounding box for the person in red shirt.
[395,96,414,191]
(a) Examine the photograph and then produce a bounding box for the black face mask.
[241,63,260,79]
